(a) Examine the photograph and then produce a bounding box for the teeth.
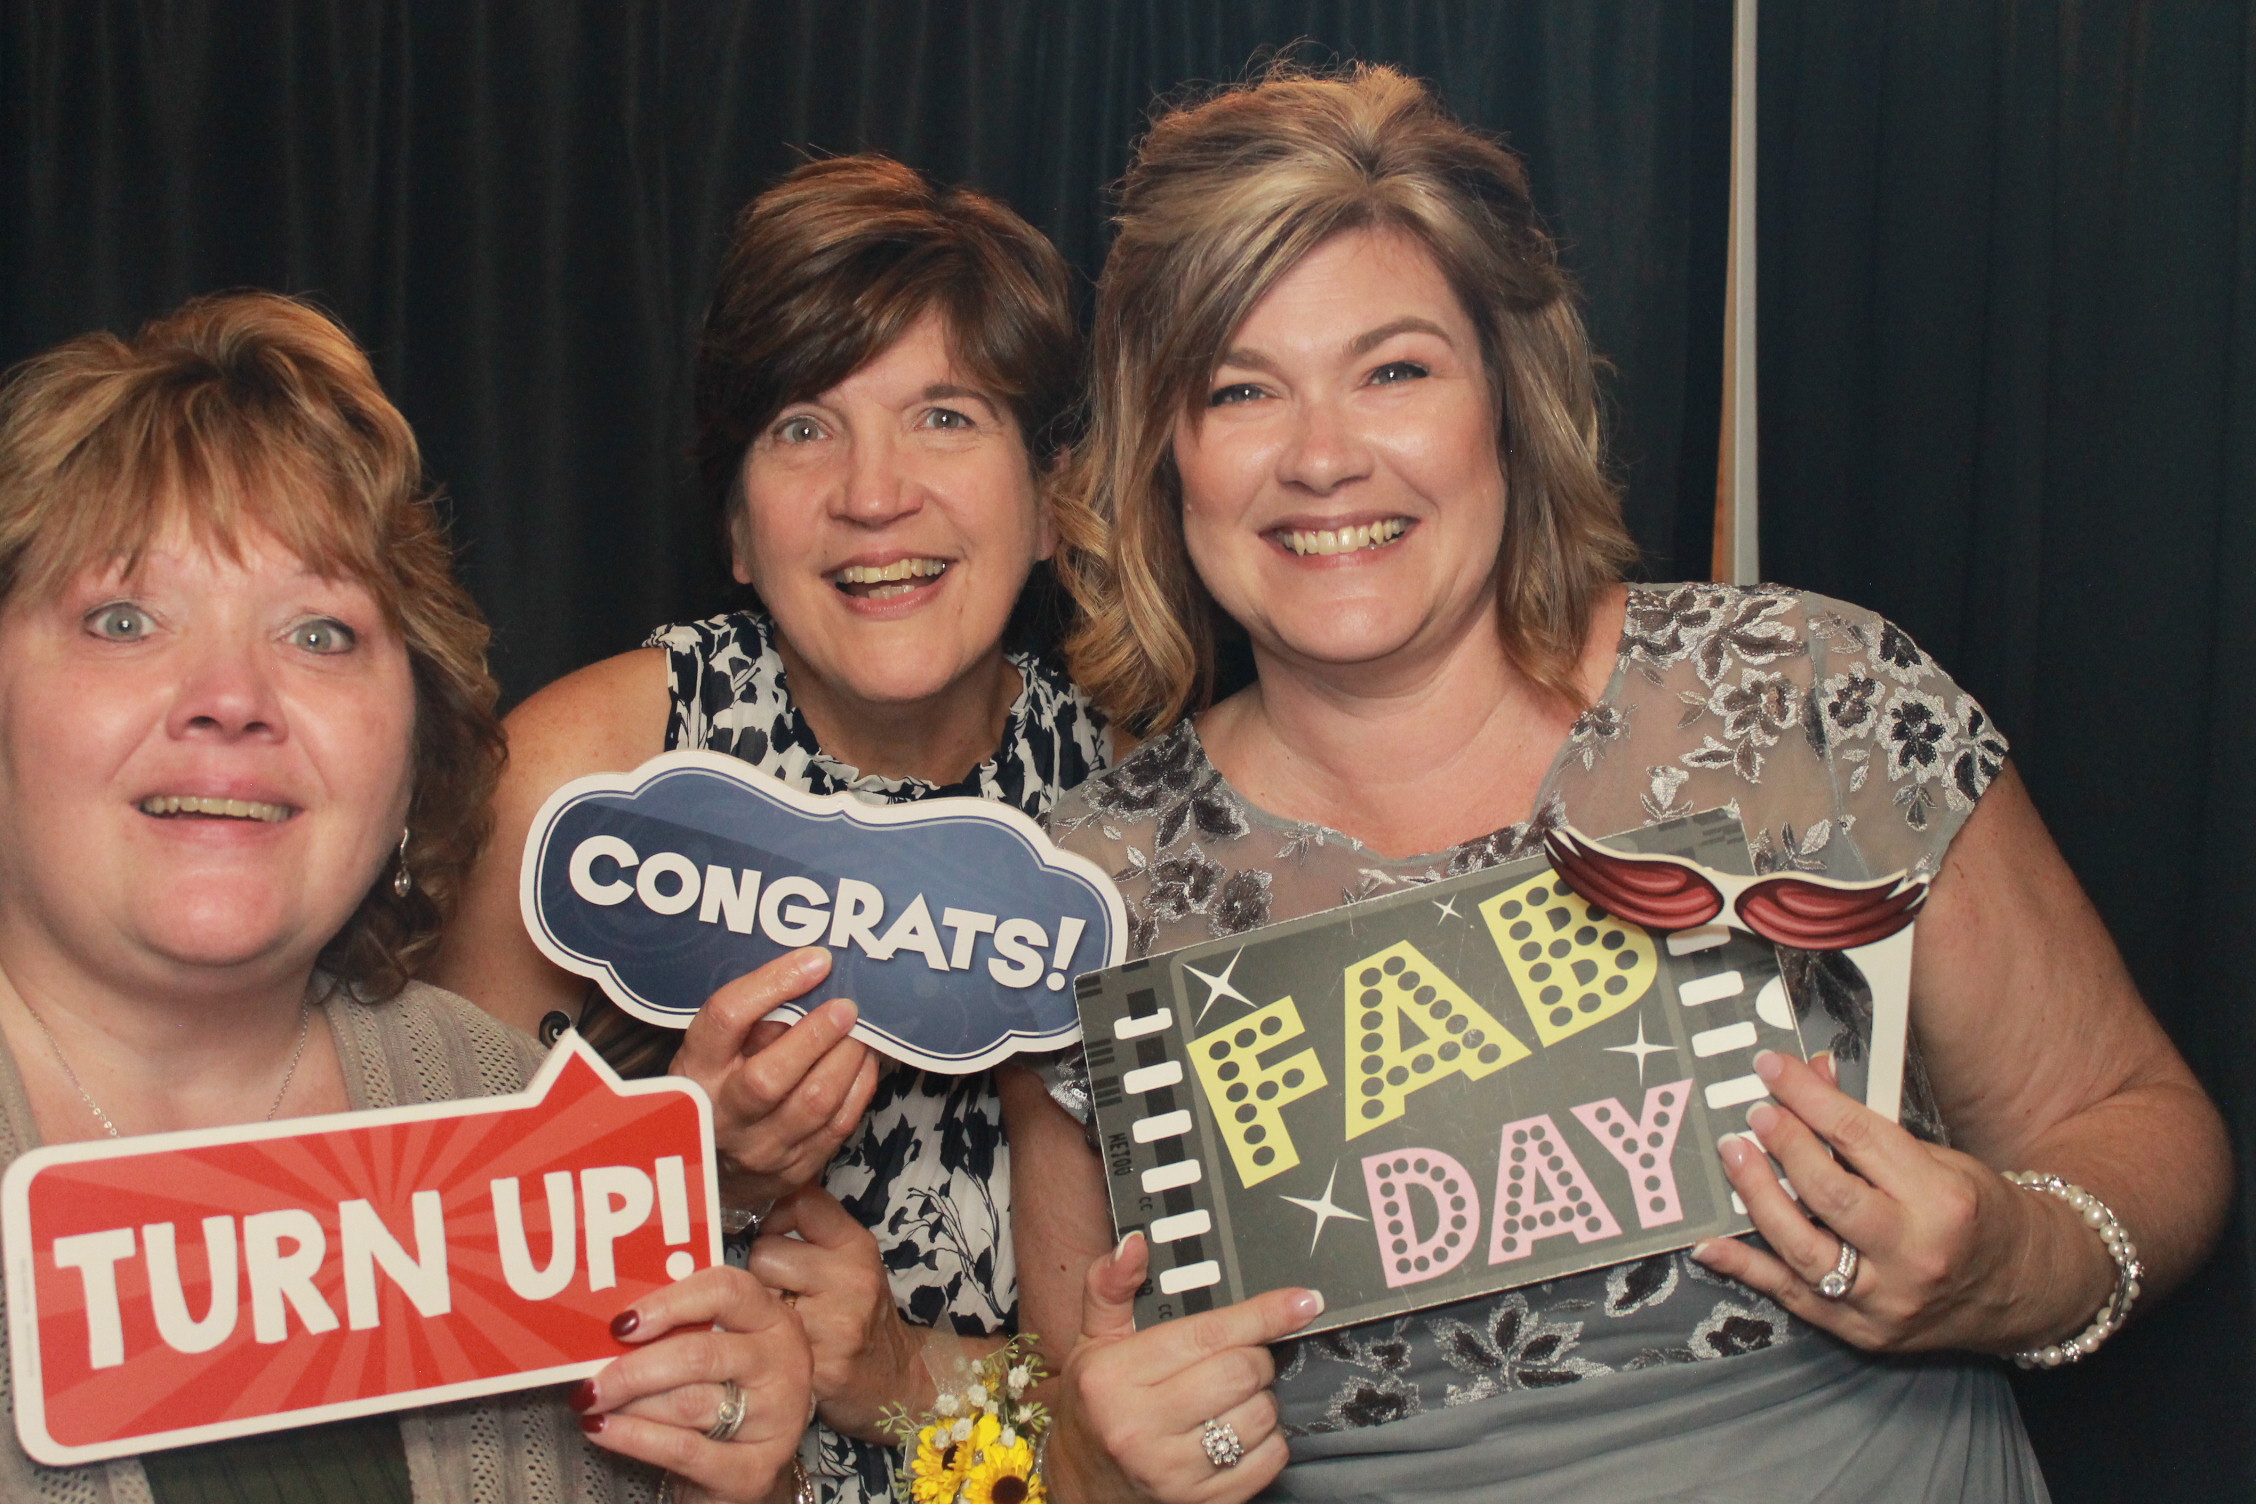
[835,558,948,585]
[1280,519,1409,557]
[138,795,293,822]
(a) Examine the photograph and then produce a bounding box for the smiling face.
[1172,227,1508,679]
[0,531,416,996]
[731,310,1054,715]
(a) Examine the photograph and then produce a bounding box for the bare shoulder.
[502,647,672,787]
[428,648,669,1031]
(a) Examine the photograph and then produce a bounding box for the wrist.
[2002,1171,2143,1366]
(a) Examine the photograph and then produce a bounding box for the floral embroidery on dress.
[1750,819,1835,875]
[1687,1296,1790,1360]
[1622,583,1804,687]
[1604,1253,1681,1317]
[1429,1292,1612,1403]
[1565,702,1631,770]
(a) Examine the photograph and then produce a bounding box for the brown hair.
[694,154,1081,563]
[1056,64,1638,731]
[0,291,504,998]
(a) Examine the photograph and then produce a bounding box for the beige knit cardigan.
[0,981,663,1504]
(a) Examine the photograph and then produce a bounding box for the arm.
[1000,1063,1117,1372]
[432,648,877,1205]
[1696,762,2231,1353]
[430,648,671,1036]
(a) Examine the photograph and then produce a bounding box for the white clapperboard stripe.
[1115,1000,1224,1296]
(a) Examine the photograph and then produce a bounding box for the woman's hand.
[1049,1233,1320,1504]
[1692,1050,2114,1354]
[668,948,881,1211]
[573,1265,812,1504]
[747,1184,932,1442]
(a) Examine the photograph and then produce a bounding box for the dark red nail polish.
[567,1380,596,1412]
[609,1310,640,1340]
[577,1413,606,1435]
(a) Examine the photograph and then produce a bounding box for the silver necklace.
[20,1000,312,1139]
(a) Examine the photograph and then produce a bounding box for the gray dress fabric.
[1048,585,2047,1503]
[0,981,663,1504]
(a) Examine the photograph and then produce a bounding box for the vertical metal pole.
[1713,0,1761,584]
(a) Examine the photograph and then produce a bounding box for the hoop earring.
[392,828,414,898]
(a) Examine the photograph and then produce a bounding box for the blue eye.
[289,618,357,654]
[86,603,153,641]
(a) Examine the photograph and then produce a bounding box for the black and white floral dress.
[1048,586,2047,1502]
[646,610,1106,1503]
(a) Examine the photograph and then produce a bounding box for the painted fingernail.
[1753,1050,1785,1080]
[1746,1102,1780,1136]
[1811,1051,1837,1084]
[1113,1230,1143,1262]
[567,1380,597,1413]
[609,1310,640,1340]
[577,1414,607,1435]
[1289,1289,1326,1321]
[1690,1239,1722,1262]
[1717,1135,1754,1169]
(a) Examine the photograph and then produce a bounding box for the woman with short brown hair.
[439,156,1107,1501]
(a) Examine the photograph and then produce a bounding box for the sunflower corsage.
[882,1335,1050,1504]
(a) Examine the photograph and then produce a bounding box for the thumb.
[760,1183,861,1247]
[1079,1231,1149,1344]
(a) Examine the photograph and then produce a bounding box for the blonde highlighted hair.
[1057,63,1637,731]
[0,291,504,997]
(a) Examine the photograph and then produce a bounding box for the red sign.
[3,1036,718,1465]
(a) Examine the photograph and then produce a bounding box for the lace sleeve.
[1552,584,2007,885]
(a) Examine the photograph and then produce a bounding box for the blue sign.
[520,752,1125,1073]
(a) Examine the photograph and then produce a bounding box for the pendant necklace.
[18,998,312,1139]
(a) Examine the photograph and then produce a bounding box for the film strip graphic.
[1078,809,1808,1335]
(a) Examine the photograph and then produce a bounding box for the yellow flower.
[908,1422,966,1504]
[960,1437,1044,1504]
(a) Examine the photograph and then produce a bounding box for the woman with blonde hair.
[1010,65,2228,1501]
[0,291,809,1502]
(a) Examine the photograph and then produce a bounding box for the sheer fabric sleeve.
[1549,584,2009,885]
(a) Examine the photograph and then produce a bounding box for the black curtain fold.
[1761,5,2256,1498]
[1,0,1731,702]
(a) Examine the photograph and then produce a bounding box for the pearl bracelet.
[2003,1171,2144,1369]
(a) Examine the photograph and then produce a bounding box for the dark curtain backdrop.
[1761,3,2256,1500]
[8,3,2253,1500]
[0,0,1730,703]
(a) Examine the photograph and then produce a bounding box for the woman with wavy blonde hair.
[1011,66,2225,1503]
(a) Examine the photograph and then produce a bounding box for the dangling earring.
[392,828,414,898]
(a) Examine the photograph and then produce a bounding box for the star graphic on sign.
[1279,1162,1370,1255]
[1431,896,1462,923]
[1183,950,1251,1024]
[1604,1015,1676,1084]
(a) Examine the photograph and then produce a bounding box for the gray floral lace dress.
[1048,586,2047,1503]
[647,611,1107,1504]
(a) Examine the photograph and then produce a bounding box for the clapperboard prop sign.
[1078,807,1928,1335]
